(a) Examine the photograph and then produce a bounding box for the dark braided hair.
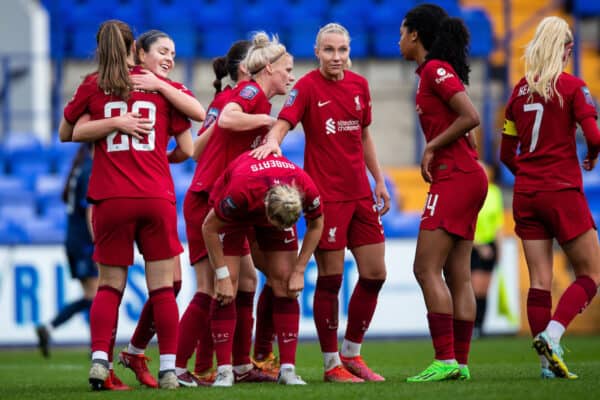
[212,40,252,93]
[404,3,471,84]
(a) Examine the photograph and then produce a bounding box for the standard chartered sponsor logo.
[325,118,360,135]
[326,118,336,135]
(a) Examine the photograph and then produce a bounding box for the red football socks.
[313,275,343,353]
[273,296,300,365]
[345,278,384,343]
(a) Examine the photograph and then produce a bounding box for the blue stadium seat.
[0,175,35,206]
[8,151,52,183]
[237,0,284,38]
[284,0,327,58]
[35,174,66,212]
[40,198,67,230]
[461,8,493,57]
[327,2,369,58]
[1,133,42,154]
[0,203,37,224]
[23,217,65,244]
[368,1,410,58]
[49,141,80,175]
[0,220,29,244]
[147,0,194,26]
[415,0,461,16]
[574,0,600,17]
[199,28,241,59]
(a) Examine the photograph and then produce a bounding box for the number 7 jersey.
[504,73,597,193]
[64,66,191,202]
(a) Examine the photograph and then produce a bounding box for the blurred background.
[0,0,599,346]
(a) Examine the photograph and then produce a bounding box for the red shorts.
[318,197,385,251]
[420,168,488,240]
[183,190,250,265]
[513,189,596,244]
[253,224,298,252]
[92,197,183,266]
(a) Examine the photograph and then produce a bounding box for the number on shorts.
[105,100,156,152]
[424,193,439,217]
[523,102,543,152]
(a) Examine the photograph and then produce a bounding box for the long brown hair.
[96,19,134,99]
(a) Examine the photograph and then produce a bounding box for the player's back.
[506,73,593,192]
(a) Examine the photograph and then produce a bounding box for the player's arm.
[362,127,391,215]
[580,117,600,171]
[58,118,75,142]
[288,214,323,297]
[202,209,235,305]
[217,102,275,131]
[251,119,293,159]
[168,129,193,163]
[421,92,480,182]
[72,113,152,142]
[500,119,519,175]
[132,71,206,121]
[192,123,215,161]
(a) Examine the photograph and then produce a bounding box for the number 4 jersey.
[504,73,597,193]
[64,66,191,202]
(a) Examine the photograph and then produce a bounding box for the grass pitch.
[1,336,599,400]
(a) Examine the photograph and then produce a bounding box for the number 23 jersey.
[64,66,191,202]
[504,73,597,192]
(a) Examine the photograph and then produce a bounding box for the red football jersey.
[504,73,597,192]
[198,86,233,136]
[190,81,271,193]
[64,66,191,202]
[211,151,322,226]
[278,69,372,202]
[415,60,480,180]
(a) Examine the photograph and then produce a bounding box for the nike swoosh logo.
[318,100,331,107]
[283,238,295,244]
[282,338,296,343]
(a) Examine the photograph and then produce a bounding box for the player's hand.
[131,70,163,92]
[287,270,304,299]
[117,112,152,139]
[250,139,282,160]
[420,146,434,183]
[374,180,391,215]
[215,277,234,305]
[583,153,598,171]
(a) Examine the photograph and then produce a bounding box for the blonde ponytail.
[524,16,573,107]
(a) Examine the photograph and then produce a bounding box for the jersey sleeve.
[572,82,597,122]
[277,78,309,129]
[64,77,95,124]
[230,83,263,114]
[299,171,322,220]
[213,182,249,222]
[169,107,192,136]
[423,61,465,103]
